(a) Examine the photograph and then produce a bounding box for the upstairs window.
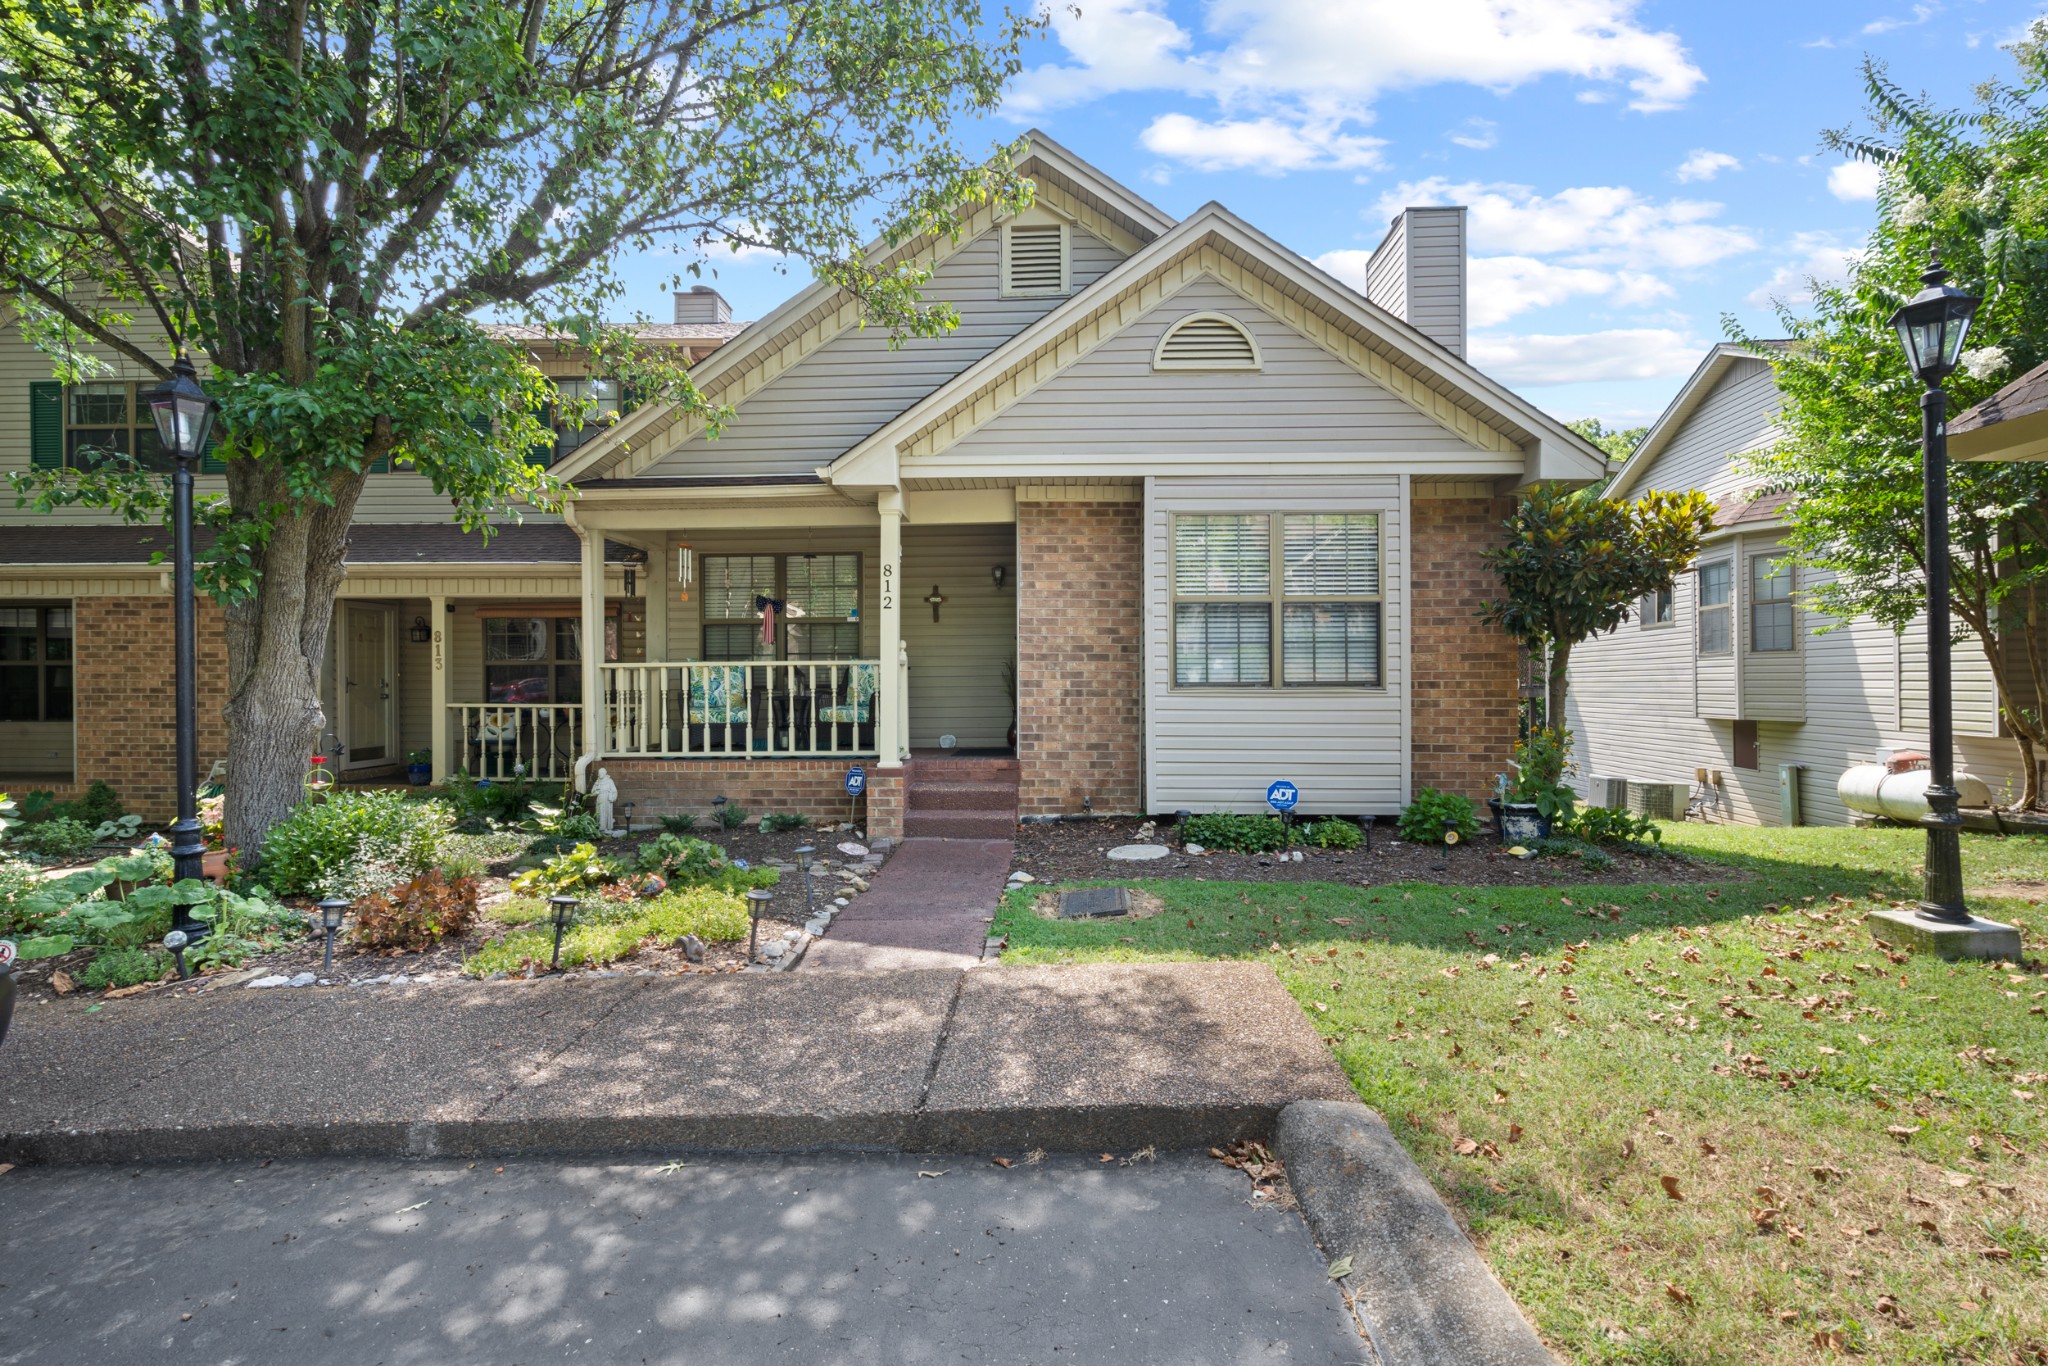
[1001,222,1068,297]
[1697,561,1731,655]
[1751,554,1795,652]
[1153,313,1261,370]
[66,382,174,472]
[548,377,623,461]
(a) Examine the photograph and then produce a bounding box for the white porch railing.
[600,661,880,759]
[447,703,584,782]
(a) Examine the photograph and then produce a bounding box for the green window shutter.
[199,426,227,474]
[29,381,63,468]
[527,400,556,467]
[620,383,639,415]
[367,452,390,475]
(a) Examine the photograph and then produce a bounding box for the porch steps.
[903,754,1018,840]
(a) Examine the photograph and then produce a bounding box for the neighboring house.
[1,132,1608,835]
[1565,343,2039,826]
[1952,358,2048,462]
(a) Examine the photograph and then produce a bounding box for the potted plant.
[1500,727,1577,844]
[406,749,433,786]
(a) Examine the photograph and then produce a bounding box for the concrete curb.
[1277,1100,1555,1366]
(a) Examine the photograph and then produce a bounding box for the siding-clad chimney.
[673,285,732,325]
[1362,206,1467,358]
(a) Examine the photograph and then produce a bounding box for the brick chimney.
[673,285,732,325]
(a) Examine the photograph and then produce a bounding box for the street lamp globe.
[1888,251,1981,386]
[144,354,220,462]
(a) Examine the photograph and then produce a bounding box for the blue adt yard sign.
[1266,780,1299,813]
[845,766,867,797]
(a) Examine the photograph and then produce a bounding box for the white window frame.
[1169,512,1384,691]
[1697,560,1732,656]
[999,219,1070,298]
[1641,585,1674,629]
[1750,553,1796,653]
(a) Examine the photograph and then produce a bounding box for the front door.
[340,604,397,771]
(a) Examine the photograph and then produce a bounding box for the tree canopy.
[0,0,1040,852]
[1566,417,1648,465]
[1732,30,2048,808]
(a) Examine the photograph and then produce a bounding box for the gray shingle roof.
[0,523,643,566]
[1950,358,2048,435]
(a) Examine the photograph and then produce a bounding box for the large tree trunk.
[1546,640,1570,735]
[220,484,361,864]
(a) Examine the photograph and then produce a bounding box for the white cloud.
[1745,232,1863,309]
[1372,177,1756,271]
[1468,328,1704,385]
[1864,3,1940,35]
[1828,160,1883,201]
[1011,0,1704,172]
[1140,114,1386,173]
[1674,149,1740,183]
[1447,117,1498,150]
[1317,250,1671,326]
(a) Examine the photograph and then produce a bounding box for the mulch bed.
[1008,817,1739,889]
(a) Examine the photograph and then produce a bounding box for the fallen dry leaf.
[917,1169,949,1179]
[1887,1124,1923,1141]
[1665,1283,1694,1307]
[1660,1175,1685,1201]
[1979,1246,2014,1261]
[1508,1123,1524,1144]
[1622,1138,1636,1160]
[1454,1137,1481,1157]
[991,1157,1013,1169]
[1698,1137,1718,1156]
[50,970,74,996]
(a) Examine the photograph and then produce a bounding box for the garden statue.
[592,768,620,836]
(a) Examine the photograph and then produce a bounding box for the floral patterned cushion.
[816,664,877,724]
[688,666,749,725]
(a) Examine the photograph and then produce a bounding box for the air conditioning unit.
[1627,781,1690,821]
[1586,775,1630,809]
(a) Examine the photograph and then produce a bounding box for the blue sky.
[628,1,2048,431]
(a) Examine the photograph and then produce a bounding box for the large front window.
[701,553,862,660]
[1170,512,1382,687]
[0,605,73,721]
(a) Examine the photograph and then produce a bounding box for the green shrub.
[760,811,810,833]
[509,842,620,896]
[461,886,750,977]
[1302,818,1364,850]
[639,886,752,941]
[0,856,45,934]
[1396,789,1479,844]
[68,780,126,828]
[79,946,165,991]
[658,812,699,834]
[1506,727,1578,821]
[12,817,97,859]
[352,870,480,951]
[1182,812,1286,853]
[713,802,750,830]
[260,788,452,896]
[1567,805,1663,849]
[634,834,728,881]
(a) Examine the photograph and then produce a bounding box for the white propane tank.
[1837,764,1993,821]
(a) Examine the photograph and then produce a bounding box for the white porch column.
[575,522,605,790]
[877,490,905,769]
[428,594,450,784]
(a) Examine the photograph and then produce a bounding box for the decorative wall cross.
[924,585,946,622]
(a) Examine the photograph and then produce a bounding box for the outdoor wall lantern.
[1887,250,1982,927]
[548,894,578,970]
[408,615,431,644]
[991,564,1007,590]
[317,896,348,971]
[794,845,816,918]
[144,354,221,927]
[746,888,776,961]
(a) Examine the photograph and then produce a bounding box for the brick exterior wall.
[1016,500,1144,818]
[604,757,900,835]
[23,595,234,821]
[1409,496,1520,803]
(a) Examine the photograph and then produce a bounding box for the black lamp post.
[794,845,816,918]
[317,897,348,972]
[1888,250,1980,924]
[548,894,577,971]
[144,355,220,939]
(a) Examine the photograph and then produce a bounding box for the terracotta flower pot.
[201,850,231,884]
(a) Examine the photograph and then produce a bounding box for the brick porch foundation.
[601,757,903,839]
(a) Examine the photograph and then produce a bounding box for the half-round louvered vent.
[1153,313,1261,370]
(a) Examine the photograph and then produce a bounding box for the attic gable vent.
[1153,313,1261,370]
[1002,222,1068,297]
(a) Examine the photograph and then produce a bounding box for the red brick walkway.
[802,838,1013,971]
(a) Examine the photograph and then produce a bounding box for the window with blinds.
[1153,314,1261,370]
[1170,512,1382,687]
[1002,222,1067,296]
[700,553,863,660]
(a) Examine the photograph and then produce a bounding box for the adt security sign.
[844,766,867,797]
[1266,780,1299,813]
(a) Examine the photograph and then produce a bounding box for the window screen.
[1751,555,1794,652]
[1697,562,1731,655]
[1170,512,1381,687]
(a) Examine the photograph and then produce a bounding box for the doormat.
[1057,886,1131,919]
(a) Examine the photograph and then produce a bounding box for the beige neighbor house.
[0,132,1608,838]
[1564,343,2041,827]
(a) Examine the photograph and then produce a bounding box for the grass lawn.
[994,826,2048,1365]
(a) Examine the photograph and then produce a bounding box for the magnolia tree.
[1481,483,1716,728]
[0,0,1037,856]
[1732,37,2048,809]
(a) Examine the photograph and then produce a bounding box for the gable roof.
[827,201,1609,491]
[551,130,1176,483]
[1951,357,2048,461]
[1604,341,1786,502]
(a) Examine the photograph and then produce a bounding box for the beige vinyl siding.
[945,277,1496,468]
[1363,215,1407,321]
[901,523,1015,748]
[644,226,1128,479]
[1399,207,1466,358]
[0,721,72,776]
[1740,543,1804,722]
[1653,358,1782,506]
[1144,474,1405,816]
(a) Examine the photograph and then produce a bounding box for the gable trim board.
[552,131,1175,484]
[827,202,1607,494]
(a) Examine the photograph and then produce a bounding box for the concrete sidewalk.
[0,962,1353,1165]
